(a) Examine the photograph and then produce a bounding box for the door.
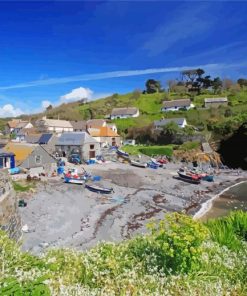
[89,151,95,159]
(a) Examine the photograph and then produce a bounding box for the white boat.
[130,160,147,168]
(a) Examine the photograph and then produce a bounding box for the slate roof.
[25,135,42,144]
[70,120,87,130]
[56,132,98,146]
[154,118,186,127]
[111,107,138,116]
[204,97,228,103]
[162,99,191,108]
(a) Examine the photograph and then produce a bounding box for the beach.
[18,162,247,254]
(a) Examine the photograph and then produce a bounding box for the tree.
[181,68,212,94]
[46,104,53,111]
[237,78,247,88]
[212,77,222,94]
[163,121,180,135]
[145,79,162,94]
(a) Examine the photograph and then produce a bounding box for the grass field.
[122,144,174,156]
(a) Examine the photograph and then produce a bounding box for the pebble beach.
[18,162,247,254]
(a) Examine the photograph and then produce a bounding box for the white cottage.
[110,107,139,120]
[161,99,193,112]
[35,117,73,134]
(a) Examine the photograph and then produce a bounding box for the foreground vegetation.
[0,211,246,295]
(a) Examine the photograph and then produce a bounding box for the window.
[35,155,42,164]
[90,144,94,149]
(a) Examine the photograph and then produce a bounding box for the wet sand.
[18,162,247,254]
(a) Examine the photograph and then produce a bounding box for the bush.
[179,141,200,151]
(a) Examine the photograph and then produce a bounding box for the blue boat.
[147,162,159,169]
[202,175,214,182]
[64,176,85,185]
[85,184,113,194]
[116,149,129,158]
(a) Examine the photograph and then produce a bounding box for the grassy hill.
[3,89,247,138]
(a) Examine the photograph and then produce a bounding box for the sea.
[201,181,247,221]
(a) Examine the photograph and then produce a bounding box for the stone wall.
[0,170,22,240]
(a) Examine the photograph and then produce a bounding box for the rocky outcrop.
[0,170,22,240]
[219,122,247,170]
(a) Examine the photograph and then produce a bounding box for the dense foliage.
[0,212,247,295]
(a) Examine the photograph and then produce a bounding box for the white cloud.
[41,100,52,109]
[0,104,24,118]
[60,87,93,103]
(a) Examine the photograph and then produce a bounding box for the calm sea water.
[202,182,247,221]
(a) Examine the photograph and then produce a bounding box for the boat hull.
[64,177,84,185]
[85,184,113,194]
[116,149,129,158]
[130,161,147,168]
[177,172,201,184]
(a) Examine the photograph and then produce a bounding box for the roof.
[4,143,36,165]
[89,126,120,137]
[56,132,98,146]
[38,133,53,144]
[204,97,228,103]
[7,119,21,129]
[17,127,39,136]
[87,119,106,128]
[162,99,191,108]
[111,107,138,116]
[0,149,15,157]
[25,134,42,144]
[70,120,87,130]
[39,118,73,128]
[16,121,29,129]
[154,118,186,127]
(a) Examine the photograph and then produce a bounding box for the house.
[70,120,87,132]
[107,123,118,133]
[35,117,73,133]
[3,143,56,171]
[13,121,33,135]
[55,132,101,160]
[15,128,40,142]
[88,126,121,147]
[110,107,139,119]
[0,150,15,169]
[40,134,58,156]
[5,119,32,134]
[161,99,193,112]
[204,97,228,108]
[153,118,187,129]
[86,119,106,129]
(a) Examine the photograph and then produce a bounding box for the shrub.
[179,141,200,151]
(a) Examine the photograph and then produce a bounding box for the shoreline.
[193,180,247,220]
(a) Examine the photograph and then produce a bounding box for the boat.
[64,168,86,185]
[151,158,163,167]
[202,174,214,182]
[147,162,159,169]
[64,176,85,185]
[116,149,129,158]
[130,160,147,168]
[85,184,113,194]
[177,171,201,184]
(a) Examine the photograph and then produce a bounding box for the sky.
[0,0,247,117]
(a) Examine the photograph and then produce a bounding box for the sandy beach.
[18,161,247,254]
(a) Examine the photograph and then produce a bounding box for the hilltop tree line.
[144,69,247,95]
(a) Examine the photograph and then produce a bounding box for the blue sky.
[0,1,246,117]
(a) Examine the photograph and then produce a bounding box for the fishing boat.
[147,162,159,169]
[177,171,201,184]
[201,174,214,182]
[130,160,147,168]
[64,168,86,185]
[116,149,129,158]
[64,176,85,185]
[150,158,163,167]
[85,184,113,194]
